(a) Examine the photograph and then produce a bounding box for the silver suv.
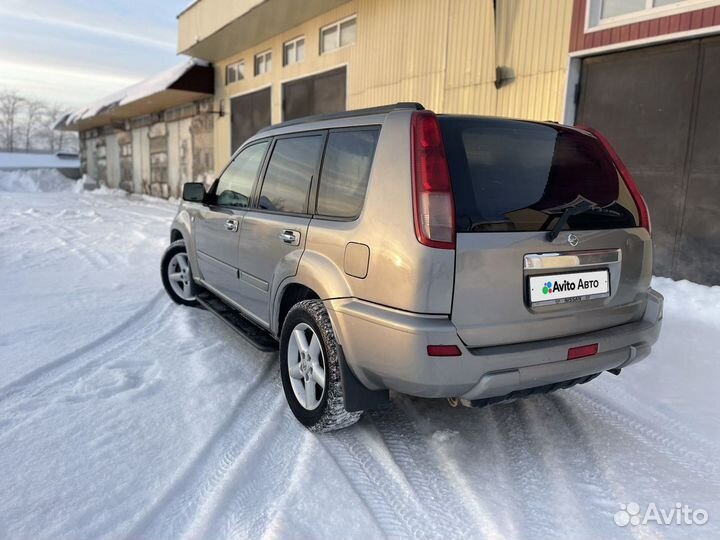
[161,103,663,432]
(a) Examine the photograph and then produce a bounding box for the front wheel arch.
[170,228,184,243]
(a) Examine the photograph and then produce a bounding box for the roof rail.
[257,102,425,133]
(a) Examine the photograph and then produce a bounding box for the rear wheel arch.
[276,283,320,335]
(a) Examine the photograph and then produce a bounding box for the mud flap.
[337,345,390,412]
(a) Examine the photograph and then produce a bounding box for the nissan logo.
[568,233,579,247]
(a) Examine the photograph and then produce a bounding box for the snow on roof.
[0,152,80,170]
[64,58,210,127]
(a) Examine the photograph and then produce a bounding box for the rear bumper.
[325,288,663,399]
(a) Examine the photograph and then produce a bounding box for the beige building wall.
[207,0,573,173]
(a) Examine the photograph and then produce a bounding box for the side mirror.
[182,182,206,203]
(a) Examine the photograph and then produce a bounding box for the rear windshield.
[439,117,640,233]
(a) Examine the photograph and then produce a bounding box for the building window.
[254,50,272,76]
[320,15,357,54]
[120,143,132,157]
[283,36,305,66]
[226,61,245,84]
[588,0,719,29]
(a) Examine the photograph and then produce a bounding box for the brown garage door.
[231,87,271,153]
[577,36,720,285]
[282,67,346,121]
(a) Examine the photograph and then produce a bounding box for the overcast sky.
[0,0,189,109]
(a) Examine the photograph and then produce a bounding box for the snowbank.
[652,276,720,322]
[0,169,76,192]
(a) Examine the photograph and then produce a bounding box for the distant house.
[56,59,215,199]
[0,152,80,179]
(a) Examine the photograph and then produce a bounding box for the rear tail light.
[411,111,455,249]
[427,345,462,357]
[577,126,651,235]
[567,343,599,361]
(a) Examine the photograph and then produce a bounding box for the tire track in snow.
[484,402,562,540]
[317,416,450,540]
[367,404,491,538]
[11,219,107,271]
[0,292,167,399]
[312,436,391,536]
[127,360,282,539]
[250,430,386,540]
[187,404,303,540]
[322,410,468,538]
[397,398,518,540]
[589,377,720,455]
[569,388,720,486]
[0,294,170,437]
[53,221,113,269]
[256,431,314,540]
[543,394,669,540]
[518,399,601,539]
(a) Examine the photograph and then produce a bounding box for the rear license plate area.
[528,269,610,307]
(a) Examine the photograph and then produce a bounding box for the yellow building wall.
[211,0,573,172]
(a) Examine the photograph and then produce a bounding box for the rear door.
[194,140,269,301]
[235,132,326,325]
[439,117,652,348]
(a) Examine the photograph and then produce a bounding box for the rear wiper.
[546,201,594,242]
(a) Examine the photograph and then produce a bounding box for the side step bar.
[196,289,278,352]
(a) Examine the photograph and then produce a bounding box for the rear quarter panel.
[302,110,455,314]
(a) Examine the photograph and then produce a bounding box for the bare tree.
[39,103,70,153]
[22,99,45,151]
[0,89,25,152]
[0,88,77,153]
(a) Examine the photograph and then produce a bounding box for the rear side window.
[216,141,269,207]
[439,117,640,233]
[258,135,324,214]
[316,128,379,218]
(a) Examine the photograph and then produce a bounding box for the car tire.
[161,240,199,307]
[280,300,362,432]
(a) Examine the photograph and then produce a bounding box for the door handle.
[278,230,300,245]
[225,219,238,232]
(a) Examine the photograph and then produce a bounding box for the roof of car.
[256,102,425,135]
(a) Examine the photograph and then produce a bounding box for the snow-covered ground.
[1,172,718,540]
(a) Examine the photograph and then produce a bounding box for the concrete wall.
[210,0,573,171]
[105,133,120,189]
[79,99,214,198]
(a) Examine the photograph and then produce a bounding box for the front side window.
[316,129,379,218]
[258,135,324,214]
[320,16,356,53]
[254,50,272,76]
[215,141,269,207]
